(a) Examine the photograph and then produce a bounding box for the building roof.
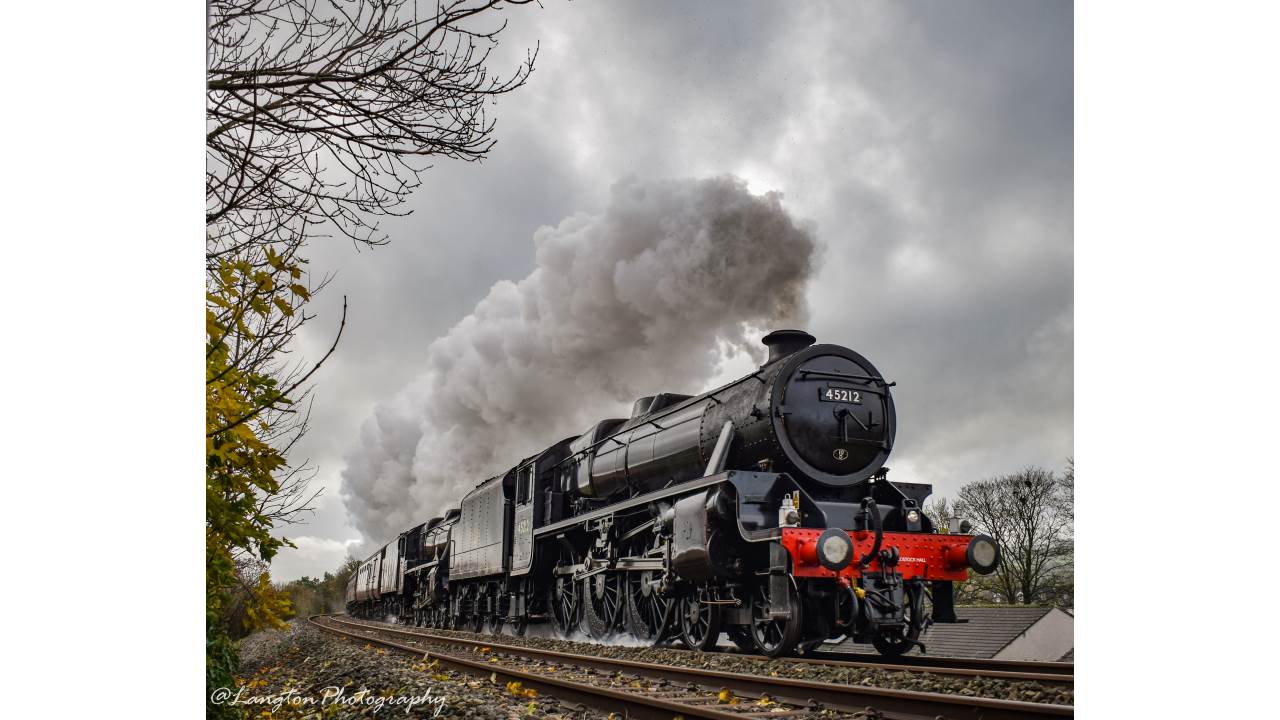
[832,606,1060,659]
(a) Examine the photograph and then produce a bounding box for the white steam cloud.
[339,176,816,547]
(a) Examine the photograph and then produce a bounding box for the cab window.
[517,465,533,504]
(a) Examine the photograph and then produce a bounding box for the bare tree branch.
[207,0,538,259]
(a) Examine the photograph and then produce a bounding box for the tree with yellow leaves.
[206,244,343,716]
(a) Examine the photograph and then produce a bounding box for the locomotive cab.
[511,438,574,577]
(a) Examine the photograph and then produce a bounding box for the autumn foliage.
[206,250,317,715]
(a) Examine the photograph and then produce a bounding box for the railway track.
[808,650,1073,678]
[339,615,1072,687]
[311,615,1073,720]
[774,650,1072,686]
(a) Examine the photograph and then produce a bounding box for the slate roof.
[831,606,1056,659]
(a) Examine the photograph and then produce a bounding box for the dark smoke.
[340,176,816,546]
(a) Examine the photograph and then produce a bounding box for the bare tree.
[1060,456,1074,519]
[924,497,956,533]
[234,396,325,561]
[207,0,538,261]
[955,466,1074,606]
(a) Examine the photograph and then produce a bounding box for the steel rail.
[320,615,1073,720]
[806,650,1075,677]
[740,649,1073,685]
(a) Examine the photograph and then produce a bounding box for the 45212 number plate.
[820,385,862,404]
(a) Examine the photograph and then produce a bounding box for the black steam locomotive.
[346,330,1000,656]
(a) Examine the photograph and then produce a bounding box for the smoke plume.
[340,176,816,547]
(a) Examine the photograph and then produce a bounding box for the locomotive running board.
[535,471,735,539]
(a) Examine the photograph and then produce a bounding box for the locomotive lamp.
[778,492,801,527]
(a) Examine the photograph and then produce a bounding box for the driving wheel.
[750,576,802,657]
[624,569,671,645]
[679,588,722,651]
[583,570,623,639]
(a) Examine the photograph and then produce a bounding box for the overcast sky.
[269,0,1072,582]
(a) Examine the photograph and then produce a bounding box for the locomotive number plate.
[820,385,862,404]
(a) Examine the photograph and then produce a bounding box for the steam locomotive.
[345,330,1000,656]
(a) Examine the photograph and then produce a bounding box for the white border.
[1078,0,1278,714]
[2,1,1278,715]
[0,1,203,714]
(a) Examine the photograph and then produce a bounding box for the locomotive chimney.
[762,329,816,364]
